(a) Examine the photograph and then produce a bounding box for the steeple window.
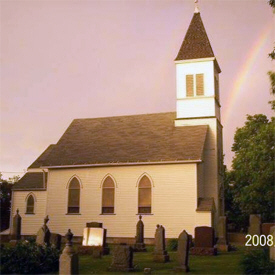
[186,75,194,97]
[196,74,204,95]
[186,74,204,97]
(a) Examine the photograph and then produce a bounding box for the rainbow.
[223,24,273,125]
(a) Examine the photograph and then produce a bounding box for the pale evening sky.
[0,0,274,179]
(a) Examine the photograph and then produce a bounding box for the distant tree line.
[0,173,19,231]
[224,0,275,231]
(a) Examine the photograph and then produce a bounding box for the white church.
[11,6,224,242]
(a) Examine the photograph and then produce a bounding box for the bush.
[241,248,275,274]
[167,238,178,251]
[0,239,60,274]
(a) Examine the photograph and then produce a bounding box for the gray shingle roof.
[13,172,45,190]
[29,144,55,169]
[175,12,216,61]
[39,112,208,167]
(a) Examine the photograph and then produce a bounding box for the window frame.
[138,175,152,214]
[101,176,115,215]
[67,176,81,214]
[196,73,204,96]
[185,73,205,97]
[25,193,35,215]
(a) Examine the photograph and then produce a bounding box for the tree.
[0,173,18,231]
[224,169,248,231]
[268,0,275,109]
[230,114,275,223]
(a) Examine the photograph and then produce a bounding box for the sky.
[1,0,274,180]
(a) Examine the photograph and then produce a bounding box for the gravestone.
[10,209,21,241]
[134,215,146,252]
[86,222,102,228]
[59,229,79,275]
[248,214,261,235]
[108,244,134,272]
[153,224,169,262]
[190,226,217,256]
[50,233,62,250]
[216,216,229,252]
[36,215,51,246]
[269,226,275,262]
[174,230,190,272]
[261,223,275,236]
[80,221,109,256]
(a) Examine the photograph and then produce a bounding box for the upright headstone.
[216,216,229,252]
[153,224,169,262]
[248,214,261,235]
[59,229,79,275]
[190,226,217,256]
[174,230,190,273]
[269,226,275,262]
[10,209,21,241]
[108,244,134,272]
[86,222,102,228]
[81,221,109,256]
[36,215,51,246]
[261,223,275,236]
[134,215,146,252]
[50,233,62,250]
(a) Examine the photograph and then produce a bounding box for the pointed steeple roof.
[175,12,215,61]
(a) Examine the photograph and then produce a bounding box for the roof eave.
[12,188,46,191]
[174,57,221,73]
[41,159,202,169]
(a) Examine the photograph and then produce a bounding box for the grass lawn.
[78,246,244,274]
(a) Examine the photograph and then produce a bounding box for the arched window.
[68,177,80,214]
[138,175,152,214]
[102,176,115,214]
[26,194,35,214]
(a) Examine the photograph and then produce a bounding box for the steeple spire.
[194,0,200,13]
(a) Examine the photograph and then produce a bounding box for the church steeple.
[175,10,216,63]
[174,7,221,121]
[174,5,224,219]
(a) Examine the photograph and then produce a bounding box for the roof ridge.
[72,111,176,121]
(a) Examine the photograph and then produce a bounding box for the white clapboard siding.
[45,163,204,238]
[11,191,47,235]
[175,117,221,231]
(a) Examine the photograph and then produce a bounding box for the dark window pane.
[68,207,79,213]
[139,176,151,188]
[138,188,151,207]
[138,207,151,214]
[26,205,34,214]
[69,178,80,189]
[68,189,80,207]
[26,195,34,213]
[102,207,114,214]
[103,177,115,188]
[102,188,114,207]
[68,177,80,213]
